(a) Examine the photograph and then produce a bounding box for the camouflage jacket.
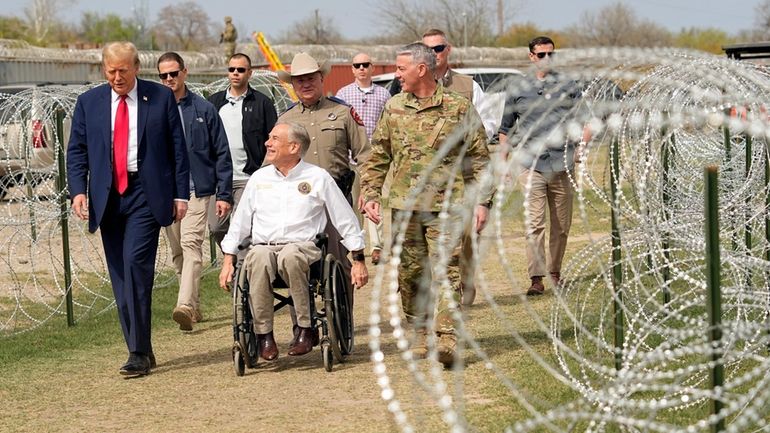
[360,84,490,212]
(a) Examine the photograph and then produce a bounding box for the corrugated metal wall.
[323,63,394,95]
[0,59,103,85]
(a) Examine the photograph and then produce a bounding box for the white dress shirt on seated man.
[221,160,365,254]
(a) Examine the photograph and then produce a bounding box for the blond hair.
[102,42,140,68]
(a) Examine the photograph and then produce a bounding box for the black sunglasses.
[228,67,248,73]
[352,62,371,69]
[429,44,447,53]
[158,70,181,80]
[532,51,555,59]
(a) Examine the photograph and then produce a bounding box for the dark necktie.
[113,94,128,194]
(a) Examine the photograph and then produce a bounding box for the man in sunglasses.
[498,36,589,297]
[157,52,233,332]
[335,52,390,266]
[361,43,492,368]
[208,53,278,251]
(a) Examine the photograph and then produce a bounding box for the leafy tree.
[495,22,566,48]
[0,16,31,41]
[674,27,735,54]
[152,0,214,51]
[756,0,770,38]
[80,13,137,44]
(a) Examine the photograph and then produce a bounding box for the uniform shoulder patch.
[349,106,364,126]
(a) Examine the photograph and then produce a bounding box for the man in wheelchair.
[218,122,368,360]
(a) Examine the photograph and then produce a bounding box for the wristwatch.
[351,251,365,262]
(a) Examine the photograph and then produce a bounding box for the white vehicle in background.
[372,67,524,142]
[0,83,82,200]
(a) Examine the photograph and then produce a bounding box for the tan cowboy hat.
[277,52,330,82]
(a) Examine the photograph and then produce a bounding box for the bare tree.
[755,0,770,38]
[562,2,671,48]
[153,1,215,51]
[278,9,344,44]
[372,0,516,46]
[24,0,75,45]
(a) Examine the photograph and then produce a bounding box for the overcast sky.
[3,0,761,41]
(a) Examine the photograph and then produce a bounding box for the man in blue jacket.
[157,52,233,331]
[207,53,277,249]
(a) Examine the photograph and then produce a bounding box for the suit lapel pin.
[143,96,148,101]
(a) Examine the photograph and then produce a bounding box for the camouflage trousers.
[393,210,463,335]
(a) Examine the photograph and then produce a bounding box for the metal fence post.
[56,109,74,327]
[610,137,624,371]
[704,165,725,433]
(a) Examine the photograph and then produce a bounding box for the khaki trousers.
[208,179,247,250]
[244,242,321,334]
[518,169,574,278]
[165,192,211,310]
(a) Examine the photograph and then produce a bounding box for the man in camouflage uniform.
[361,43,491,368]
[220,17,237,59]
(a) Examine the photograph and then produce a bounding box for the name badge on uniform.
[327,112,337,121]
[298,182,311,195]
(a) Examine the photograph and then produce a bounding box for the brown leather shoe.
[288,324,299,349]
[258,331,278,361]
[371,249,381,265]
[288,327,317,356]
[550,272,561,288]
[526,276,545,296]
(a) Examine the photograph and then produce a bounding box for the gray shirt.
[499,72,583,173]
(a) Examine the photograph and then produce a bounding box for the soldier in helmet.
[220,16,237,59]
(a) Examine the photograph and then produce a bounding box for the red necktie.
[113,95,128,194]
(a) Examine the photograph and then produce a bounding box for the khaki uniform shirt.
[360,85,490,212]
[279,96,369,181]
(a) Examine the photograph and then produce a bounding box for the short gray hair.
[396,42,436,74]
[280,121,310,156]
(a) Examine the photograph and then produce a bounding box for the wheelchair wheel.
[324,255,354,361]
[321,340,333,372]
[233,343,245,376]
[233,268,258,370]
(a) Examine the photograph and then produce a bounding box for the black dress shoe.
[120,353,150,377]
[148,351,157,369]
[258,331,278,361]
[288,327,317,356]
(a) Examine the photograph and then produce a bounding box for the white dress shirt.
[221,160,365,255]
[110,82,138,171]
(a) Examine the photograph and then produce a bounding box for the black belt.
[127,171,139,182]
[256,241,288,246]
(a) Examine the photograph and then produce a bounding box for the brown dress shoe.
[259,332,278,361]
[550,272,561,288]
[288,327,317,356]
[371,249,381,265]
[526,276,545,296]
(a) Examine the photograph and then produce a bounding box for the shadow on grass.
[151,346,232,375]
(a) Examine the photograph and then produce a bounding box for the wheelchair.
[231,234,353,375]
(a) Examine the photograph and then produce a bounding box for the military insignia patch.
[298,182,311,195]
[350,107,364,126]
[327,112,337,121]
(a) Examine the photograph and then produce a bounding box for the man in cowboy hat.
[278,53,369,326]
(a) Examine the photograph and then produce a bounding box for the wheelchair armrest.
[314,233,328,250]
[238,236,252,251]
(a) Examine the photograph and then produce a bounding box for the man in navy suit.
[67,41,190,377]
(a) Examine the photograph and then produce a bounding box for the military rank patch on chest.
[350,107,364,126]
[298,182,311,195]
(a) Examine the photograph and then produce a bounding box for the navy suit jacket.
[67,79,190,233]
